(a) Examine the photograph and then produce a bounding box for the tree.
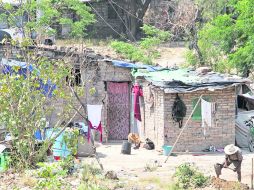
[120,0,151,40]
[0,0,95,42]
[0,0,94,169]
[197,0,254,75]
[111,24,170,64]
[144,0,228,65]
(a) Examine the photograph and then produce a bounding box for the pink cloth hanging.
[87,105,103,142]
[133,84,143,121]
[87,121,103,142]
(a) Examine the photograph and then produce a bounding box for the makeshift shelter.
[132,67,250,152]
[80,59,161,142]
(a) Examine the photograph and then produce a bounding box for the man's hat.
[224,144,239,155]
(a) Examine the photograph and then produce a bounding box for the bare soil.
[56,40,187,67]
[0,143,252,190]
[90,143,253,189]
[210,177,249,190]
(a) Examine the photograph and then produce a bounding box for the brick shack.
[133,68,250,152]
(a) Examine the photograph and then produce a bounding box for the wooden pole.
[164,94,203,163]
[251,158,253,189]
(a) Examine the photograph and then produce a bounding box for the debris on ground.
[210,177,249,190]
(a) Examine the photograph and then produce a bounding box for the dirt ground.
[84,143,254,189]
[56,40,187,68]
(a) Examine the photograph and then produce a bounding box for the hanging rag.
[172,94,187,128]
[201,99,212,128]
[87,105,103,142]
[133,84,143,121]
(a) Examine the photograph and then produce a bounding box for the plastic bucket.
[45,128,71,158]
[0,153,9,172]
[121,140,131,155]
[162,145,172,156]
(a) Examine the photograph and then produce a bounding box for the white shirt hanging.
[201,99,212,128]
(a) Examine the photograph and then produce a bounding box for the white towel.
[201,99,212,128]
[87,105,103,128]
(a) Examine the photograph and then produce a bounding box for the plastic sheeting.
[235,110,254,148]
[111,60,162,72]
[1,58,56,97]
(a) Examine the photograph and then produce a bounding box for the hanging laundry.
[201,99,212,128]
[87,105,103,142]
[133,83,143,121]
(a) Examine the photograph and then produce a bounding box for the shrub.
[174,163,209,189]
[111,25,171,65]
[35,162,70,190]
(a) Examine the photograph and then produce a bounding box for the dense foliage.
[0,0,95,42]
[191,0,254,75]
[111,25,170,65]
[0,0,94,170]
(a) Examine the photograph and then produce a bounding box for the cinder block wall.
[140,82,165,149]
[83,60,132,141]
[87,0,125,38]
[140,84,236,152]
[37,46,132,142]
[164,87,236,152]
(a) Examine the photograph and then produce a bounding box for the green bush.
[35,162,70,190]
[111,25,170,65]
[174,163,209,189]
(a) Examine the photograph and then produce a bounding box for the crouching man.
[214,144,243,182]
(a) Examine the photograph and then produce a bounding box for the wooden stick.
[164,94,203,163]
[252,158,253,189]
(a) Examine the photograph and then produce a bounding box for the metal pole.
[164,94,203,163]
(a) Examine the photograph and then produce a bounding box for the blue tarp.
[1,58,56,97]
[111,60,162,72]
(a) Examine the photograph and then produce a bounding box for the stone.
[196,67,212,74]
[105,170,119,180]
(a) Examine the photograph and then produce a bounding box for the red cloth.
[133,84,143,121]
[88,120,103,142]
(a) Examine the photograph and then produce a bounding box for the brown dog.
[128,133,141,149]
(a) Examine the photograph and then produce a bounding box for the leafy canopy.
[111,25,170,65]
[197,0,254,74]
[0,0,95,41]
[0,0,94,170]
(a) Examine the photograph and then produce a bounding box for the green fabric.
[192,96,211,121]
[0,153,9,171]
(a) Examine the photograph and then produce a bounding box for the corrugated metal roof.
[133,68,250,93]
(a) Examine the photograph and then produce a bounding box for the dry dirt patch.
[210,177,249,190]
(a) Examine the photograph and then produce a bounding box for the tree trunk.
[124,0,151,41]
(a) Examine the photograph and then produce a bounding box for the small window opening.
[66,66,82,86]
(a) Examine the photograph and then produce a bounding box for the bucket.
[121,140,131,155]
[162,145,172,156]
[45,128,71,158]
[0,153,9,172]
